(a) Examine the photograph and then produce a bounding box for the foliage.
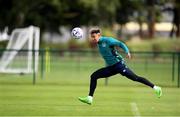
[0,0,164,30]
[0,0,178,39]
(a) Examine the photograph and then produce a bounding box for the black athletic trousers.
[89,61,155,96]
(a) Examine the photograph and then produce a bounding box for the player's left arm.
[108,37,131,59]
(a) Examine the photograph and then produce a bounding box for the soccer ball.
[71,27,83,39]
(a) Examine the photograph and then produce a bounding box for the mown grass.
[0,54,179,116]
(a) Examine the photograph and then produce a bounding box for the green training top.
[97,36,129,66]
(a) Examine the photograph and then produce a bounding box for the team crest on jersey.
[102,42,106,47]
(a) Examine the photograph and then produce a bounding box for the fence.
[39,49,180,87]
[0,49,180,87]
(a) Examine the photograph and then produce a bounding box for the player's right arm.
[107,37,131,59]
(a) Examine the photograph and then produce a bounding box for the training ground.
[0,53,180,116]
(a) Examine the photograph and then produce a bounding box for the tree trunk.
[138,20,143,38]
[147,0,155,38]
[171,0,180,38]
[177,23,180,37]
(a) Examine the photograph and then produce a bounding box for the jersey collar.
[98,36,103,44]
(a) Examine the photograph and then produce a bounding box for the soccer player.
[78,28,162,105]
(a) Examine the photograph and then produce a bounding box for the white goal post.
[0,26,40,74]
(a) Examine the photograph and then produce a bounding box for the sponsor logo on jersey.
[102,42,106,47]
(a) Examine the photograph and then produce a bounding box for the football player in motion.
[78,28,162,105]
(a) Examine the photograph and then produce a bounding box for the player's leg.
[78,66,117,105]
[119,64,162,98]
[122,67,154,88]
[89,67,117,96]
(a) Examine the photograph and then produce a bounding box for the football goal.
[0,26,40,74]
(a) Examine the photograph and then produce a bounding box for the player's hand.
[126,52,131,59]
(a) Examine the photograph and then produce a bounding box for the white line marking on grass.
[130,102,141,117]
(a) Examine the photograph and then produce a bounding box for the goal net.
[0,26,40,74]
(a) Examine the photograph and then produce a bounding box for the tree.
[120,0,146,38]
[146,0,156,38]
[0,0,63,32]
[115,0,145,38]
[79,0,120,26]
[170,0,180,37]
[162,0,180,38]
[0,0,168,39]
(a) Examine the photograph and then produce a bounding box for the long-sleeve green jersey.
[97,36,129,66]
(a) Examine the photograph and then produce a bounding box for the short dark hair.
[90,28,101,35]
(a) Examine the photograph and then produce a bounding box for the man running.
[78,28,162,105]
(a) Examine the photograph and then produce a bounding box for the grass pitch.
[0,54,180,116]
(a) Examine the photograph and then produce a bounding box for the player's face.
[90,33,101,43]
